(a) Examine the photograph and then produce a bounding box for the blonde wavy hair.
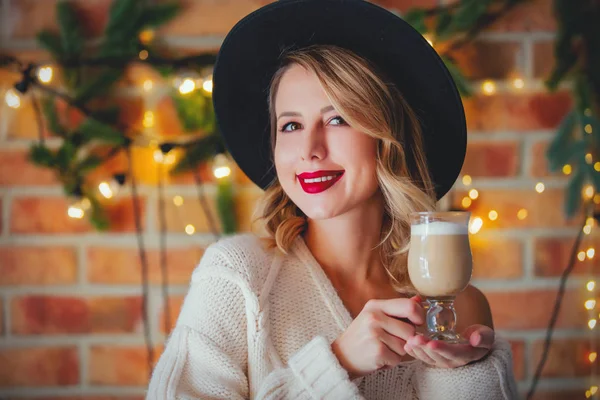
[253,44,436,293]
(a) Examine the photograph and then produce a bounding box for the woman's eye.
[329,116,346,126]
[281,122,301,132]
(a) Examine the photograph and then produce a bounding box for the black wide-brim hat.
[212,0,467,200]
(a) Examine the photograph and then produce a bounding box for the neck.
[304,191,387,286]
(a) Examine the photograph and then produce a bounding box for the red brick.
[486,289,587,330]
[0,150,59,186]
[530,140,564,177]
[88,346,162,386]
[11,296,142,335]
[0,347,79,386]
[461,141,520,177]
[0,298,3,335]
[0,246,77,285]
[10,196,146,234]
[463,91,572,132]
[451,41,521,80]
[160,296,183,334]
[534,236,600,277]
[87,247,203,285]
[509,340,525,381]
[5,91,50,140]
[5,0,112,39]
[470,237,522,279]
[486,0,556,32]
[533,41,555,79]
[162,187,262,234]
[531,338,599,378]
[453,189,577,229]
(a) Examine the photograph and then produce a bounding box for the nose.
[300,125,327,161]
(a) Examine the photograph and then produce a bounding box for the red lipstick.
[297,170,344,194]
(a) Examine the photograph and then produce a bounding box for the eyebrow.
[277,105,335,120]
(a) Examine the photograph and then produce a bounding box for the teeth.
[303,175,337,183]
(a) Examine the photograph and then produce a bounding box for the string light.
[579,251,587,261]
[468,189,479,200]
[178,78,196,95]
[469,217,483,234]
[585,124,593,134]
[37,65,53,84]
[583,184,595,200]
[589,352,597,363]
[562,164,572,175]
[462,175,472,186]
[512,77,525,90]
[588,281,596,291]
[585,300,597,310]
[488,210,498,221]
[584,225,592,235]
[67,197,90,219]
[595,194,600,204]
[595,162,600,172]
[535,182,545,193]
[139,29,155,44]
[481,80,496,95]
[185,224,195,235]
[213,153,231,179]
[587,248,595,259]
[586,153,593,164]
[587,217,595,227]
[139,50,149,60]
[202,76,213,94]
[143,111,154,128]
[591,386,598,396]
[173,196,183,206]
[517,209,528,220]
[589,319,597,329]
[4,88,21,109]
[153,149,164,163]
[461,197,472,208]
[143,80,153,92]
[98,181,117,199]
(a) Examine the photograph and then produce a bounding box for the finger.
[427,341,487,365]
[378,329,407,356]
[463,325,495,349]
[380,313,416,341]
[412,346,437,365]
[379,340,405,367]
[371,298,424,326]
[420,345,456,368]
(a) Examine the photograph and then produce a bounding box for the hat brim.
[212,0,467,200]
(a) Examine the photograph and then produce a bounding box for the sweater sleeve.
[410,338,519,400]
[146,238,364,400]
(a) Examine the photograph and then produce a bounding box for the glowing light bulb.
[583,184,595,200]
[468,189,479,200]
[512,78,525,90]
[517,209,528,220]
[139,29,155,44]
[589,352,597,363]
[185,224,195,235]
[462,175,472,186]
[578,251,587,261]
[587,281,596,291]
[585,124,593,134]
[461,197,472,208]
[587,217,595,227]
[139,50,149,60]
[173,196,183,206]
[591,386,598,395]
[585,300,596,310]
[5,88,21,109]
[586,153,593,164]
[562,164,572,175]
[589,319,597,329]
[595,162,600,172]
[98,181,115,199]
[469,217,483,234]
[213,153,231,179]
[535,182,545,193]
[67,201,85,219]
[37,66,53,84]
[595,194,600,204]
[179,78,196,95]
[587,248,595,259]
[202,76,213,93]
[584,225,592,235]
[481,80,496,95]
[153,149,164,163]
[488,210,498,221]
[143,80,153,92]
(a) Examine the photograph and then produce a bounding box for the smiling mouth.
[297,171,344,194]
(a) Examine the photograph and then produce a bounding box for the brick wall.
[0,0,590,399]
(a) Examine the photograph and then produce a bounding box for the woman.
[147,1,518,399]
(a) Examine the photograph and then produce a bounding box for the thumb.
[464,325,495,349]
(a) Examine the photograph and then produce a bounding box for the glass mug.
[407,211,473,343]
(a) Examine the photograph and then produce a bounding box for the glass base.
[426,331,467,344]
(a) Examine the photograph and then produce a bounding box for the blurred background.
[0,0,598,399]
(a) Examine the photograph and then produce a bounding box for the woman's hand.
[331,296,424,380]
[404,324,494,368]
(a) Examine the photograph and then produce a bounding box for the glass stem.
[426,298,457,335]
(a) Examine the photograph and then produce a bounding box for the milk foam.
[411,221,468,236]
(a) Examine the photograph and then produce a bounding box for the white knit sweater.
[146,233,519,399]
